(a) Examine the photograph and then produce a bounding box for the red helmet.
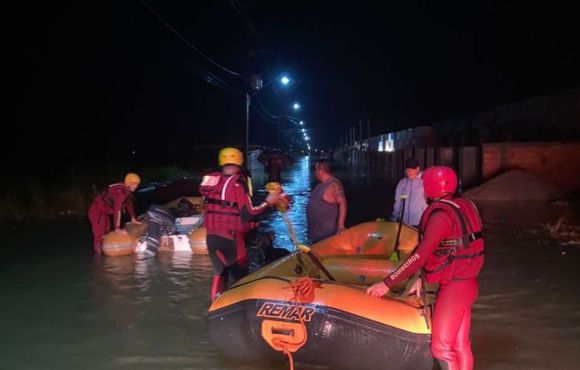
[422,166,458,199]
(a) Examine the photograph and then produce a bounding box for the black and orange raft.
[208,221,433,370]
[101,196,208,256]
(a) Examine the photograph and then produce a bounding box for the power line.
[230,0,262,38]
[197,66,244,96]
[139,0,244,96]
[254,96,307,129]
[140,0,242,77]
[254,95,279,120]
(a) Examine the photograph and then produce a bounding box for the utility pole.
[367,117,371,171]
[245,93,251,170]
[351,127,354,146]
[276,116,281,149]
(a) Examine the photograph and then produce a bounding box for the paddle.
[389,194,408,262]
[266,181,335,281]
[281,211,336,281]
[296,244,336,281]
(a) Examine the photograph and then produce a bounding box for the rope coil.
[271,277,316,370]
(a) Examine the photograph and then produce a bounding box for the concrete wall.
[458,147,480,188]
[340,142,580,190]
[343,146,480,188]
[482,142,580,190]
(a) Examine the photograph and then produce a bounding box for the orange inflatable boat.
[101,196,208,256]
[207,221,433,370]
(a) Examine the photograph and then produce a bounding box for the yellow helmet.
[218,147,244,166]
[124,173,141,186]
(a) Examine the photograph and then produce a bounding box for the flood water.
[1,156,579,370]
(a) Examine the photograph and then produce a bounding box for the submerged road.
[1,156,579,370]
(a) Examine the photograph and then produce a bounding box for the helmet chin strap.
[427,193,453,204]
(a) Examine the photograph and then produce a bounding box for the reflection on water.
[1,157,579,370]
[258,156,312,251]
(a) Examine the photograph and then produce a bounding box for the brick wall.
[482,143,580,190]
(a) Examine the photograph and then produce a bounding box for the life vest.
[199,172,251,235]
[420,197,484,284]
[95,183,132,213]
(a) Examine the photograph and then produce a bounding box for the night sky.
[6,1,579,172]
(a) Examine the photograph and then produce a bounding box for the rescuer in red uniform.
[199,148,281,301]
[367,166,484,370]
[88,173,141,254]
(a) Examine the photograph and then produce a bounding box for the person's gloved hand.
[265,192,282,205]
[406,278,422,298]
[265,182,292,212]
[273,193,291,212]
[366,281,390,298]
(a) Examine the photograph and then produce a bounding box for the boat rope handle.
[273,277,315,370]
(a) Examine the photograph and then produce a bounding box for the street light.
[293,102,301,110]
[245,75,291,167]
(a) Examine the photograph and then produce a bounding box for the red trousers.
[207,233,248,301]
[431,279,478,370]
[88,203,110,253]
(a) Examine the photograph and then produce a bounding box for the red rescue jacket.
[91,183,135,228]
[420,198,484,283]
[384,196,484,287]
[199,172,269,239]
